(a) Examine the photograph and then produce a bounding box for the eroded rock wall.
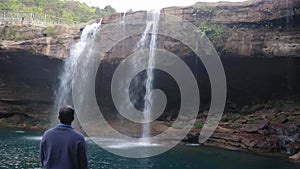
[101,0,300,58]
[97,0,300,155]
[0,49,62,128]
[0,0,299,156]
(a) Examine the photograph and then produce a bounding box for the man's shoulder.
[66,129,85,143]
[43,127,56,135]
[71,129,85,138]
[42,126,85,140]
[59,127,85,140]
[41,127,56,141]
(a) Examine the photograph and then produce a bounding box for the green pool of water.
[0,129,299,169]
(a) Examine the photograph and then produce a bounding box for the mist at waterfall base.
[1,129,299,169]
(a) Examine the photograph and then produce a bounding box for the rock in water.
[289,152,300,163]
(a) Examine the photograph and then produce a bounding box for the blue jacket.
[40,125,88,169]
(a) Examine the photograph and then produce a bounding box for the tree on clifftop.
[0,0,116,23]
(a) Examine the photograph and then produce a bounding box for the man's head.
[58,105,74,125]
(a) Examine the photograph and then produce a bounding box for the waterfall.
[136,10,161,141]
[54,22,101,119]
[120,12,126,27]
[285,0,294,30]
[54,9,161,142]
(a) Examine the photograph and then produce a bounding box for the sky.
[75,0,246,12]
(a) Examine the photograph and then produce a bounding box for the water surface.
[0,129,299,169]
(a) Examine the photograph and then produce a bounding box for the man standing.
[40,105,88,169]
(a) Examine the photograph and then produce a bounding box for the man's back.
[40,126,88,169]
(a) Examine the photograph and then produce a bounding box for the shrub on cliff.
[43,26,56,37]
[0,0,116,23]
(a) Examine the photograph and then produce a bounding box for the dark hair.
[59,105,74,125]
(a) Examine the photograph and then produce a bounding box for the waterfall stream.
[136,10,161,141]
[54,10,161,141]
[54,22,101,121]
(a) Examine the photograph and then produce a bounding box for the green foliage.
[193,121,204,129]
[62,10,74,21]
[43,26,56,37]
[221,113,240,122]
[2,118,18,125]
[26,116,46,126]
[247,117,263,124]
[15,33,25,40]
[104,5,116,14]
[169,122,186,129]
[7,26,17,40]
[228,122,242,129]
[0,0,116,23]
[168,121,204,129]
[0,25,26,40]
[196,22,228,44]
[193,4,215,16]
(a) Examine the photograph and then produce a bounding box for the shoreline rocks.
[0,0,300,162]
[289,152,300,163]
[182,101,300,157]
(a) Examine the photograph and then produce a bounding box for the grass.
[229,122,243,129]
[168,121,204,129]
[221,113,240,122]
[15,34,25,41]
[247,117,264,124]
[193,121,204,129]
[0,25,26,41]
[43,26,56,37]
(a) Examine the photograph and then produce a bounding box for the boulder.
[294,119,300,127]
[245,120,269,133]
[289,152,300,163]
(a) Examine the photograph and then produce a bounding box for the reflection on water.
[0,129,299,169]
[105,141,161,149]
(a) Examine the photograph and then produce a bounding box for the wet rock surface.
[0,0,299,159]
[289,152,300,163]
[0,50,62,129]
[181,100,300,156]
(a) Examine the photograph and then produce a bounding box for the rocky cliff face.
[0,24,79,128]
[100,0,300,58]
[0,24,81,59]
[97,0,300,157]
[1,0,299,59]
[0,49,62,128]
[0,0,300,157]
